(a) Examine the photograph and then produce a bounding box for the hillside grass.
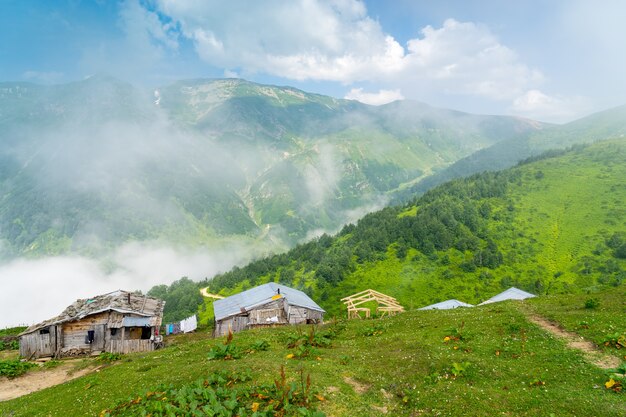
[527,285,626,355]
[201,139,626,319]
[2,290,625,416]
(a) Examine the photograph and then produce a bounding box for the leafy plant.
[286,326,331,350]
[208,329,242,360]
[361,323,385,337]
[443,321,466,342]
[584,298,600,309]
[43,360,63,369]
[0,359,37,378]
[601,332,626,349]
[448,362,471,378]
[248,339,270,352]
[100,368,325,416]
[0,339,19,351]
[97,352,123,363]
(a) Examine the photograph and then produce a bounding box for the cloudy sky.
[1,0,625,123]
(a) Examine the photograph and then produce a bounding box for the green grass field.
[2,287,625,416]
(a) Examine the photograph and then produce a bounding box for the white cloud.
[510,89,590,123]
[0,241,263,328]
[223,69,239,78]
[344,88,404,105]
[402,19,543,100]
[143,2,541,103]
[119,0,179,52]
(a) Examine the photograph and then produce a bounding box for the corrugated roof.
[20,290,165,335]
[418,299,474,310]
[479,287,536,305]
[213,283,325,322]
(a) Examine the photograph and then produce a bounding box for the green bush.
[0,359,37,378]
[584,298,600,309]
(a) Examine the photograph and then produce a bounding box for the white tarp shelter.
[479,287,536,305]
[418,299,474,310]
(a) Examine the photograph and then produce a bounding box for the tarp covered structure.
[418,299,474,310]
[478,287,536,305]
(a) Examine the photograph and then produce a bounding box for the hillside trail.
[200,288,224,299]
[517,304,621,369]
[0,360,100,401]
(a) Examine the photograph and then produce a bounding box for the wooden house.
[19,290,165,359]
[213,283,325,337]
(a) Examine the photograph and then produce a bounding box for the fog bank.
[0,241,262,328]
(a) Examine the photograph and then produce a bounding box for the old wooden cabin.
[19,290,165,359]
[213,283,325,336]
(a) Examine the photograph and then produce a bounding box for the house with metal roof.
[19,290,165,359]
[478,287,536,305]
[418,299,474,310]
[213,283,325,336]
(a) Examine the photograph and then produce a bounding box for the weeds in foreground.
[97,352,123,363]
[601,332,626,349]
[207,330,243,361]
[0,359,37,378]
[605,362,626,393]
[100,367,325,417]
[0,339,19,351]
[285,326,332,360]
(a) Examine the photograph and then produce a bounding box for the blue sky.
[1,0,625,123]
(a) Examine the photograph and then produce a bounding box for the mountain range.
[0,76,544,260]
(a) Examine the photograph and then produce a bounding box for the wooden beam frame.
[341,289,404,319]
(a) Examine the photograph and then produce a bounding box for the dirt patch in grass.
[343,375,370,394]
[524,313,621,369]
[0,360,98,401]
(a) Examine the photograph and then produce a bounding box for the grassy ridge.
[199,139,626,319]
[1,291,625,416]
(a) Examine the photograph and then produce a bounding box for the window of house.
[39,328,50,335]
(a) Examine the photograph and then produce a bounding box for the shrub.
[0,359,37,378]
[584,298,600,309]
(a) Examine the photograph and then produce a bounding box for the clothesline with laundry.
[164,314,198,335]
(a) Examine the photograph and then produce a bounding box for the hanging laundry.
[180,315,198,333]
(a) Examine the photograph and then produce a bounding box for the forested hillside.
[196,139,626,317]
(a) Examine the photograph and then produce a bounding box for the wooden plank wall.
[61,312,109,350]
[249,308,287,325]
[19,331,53,358]
[288,306,308,324]
[109,339,153,354]
[215,315,249,337]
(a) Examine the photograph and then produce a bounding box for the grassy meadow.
[1,287,625,416]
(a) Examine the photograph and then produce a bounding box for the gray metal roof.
[418,299,474,310]
[479,287,536,305]
[213,283,325,321]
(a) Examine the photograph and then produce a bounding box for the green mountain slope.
[403,104,626,198]
[0,77,542,258]
[203,138,626,316]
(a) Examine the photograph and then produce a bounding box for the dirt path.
[0,361,98,401]
[200,288,224,299]
[523,312,621,369]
